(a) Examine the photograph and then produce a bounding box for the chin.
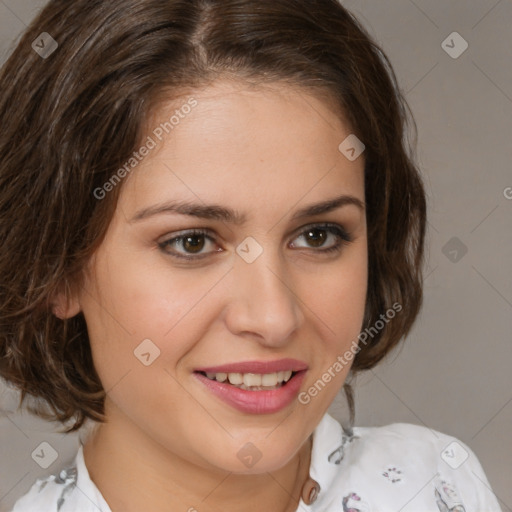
[209,432,306,475]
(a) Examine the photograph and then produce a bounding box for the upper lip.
[195,358,308,374]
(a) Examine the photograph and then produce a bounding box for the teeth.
[203,371,294,389]
[243,373,262,387]
[227,372,243,385]
[261,373,277,386]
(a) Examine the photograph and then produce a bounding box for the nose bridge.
[227,242,303,345]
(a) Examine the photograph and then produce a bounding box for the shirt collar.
[76,443,113,512]
[299,412,348,510]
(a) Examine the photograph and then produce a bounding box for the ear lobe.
[51,297,81,319]
[50,282,82,319]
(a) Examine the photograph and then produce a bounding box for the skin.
[55,80,368,512]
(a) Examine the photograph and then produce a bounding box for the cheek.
[297,255,367,412]
[85,247,223,334]
[295,241,367,405]
[80,252,230,384]
[307,243,368,345]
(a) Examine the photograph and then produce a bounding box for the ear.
[50,280,82,319]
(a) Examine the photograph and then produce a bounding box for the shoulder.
[353,421,463,454]
[309,414,503,511]
[351,421,495,486]
[319,415,469,464]
[10,445,110,512]
[10,465,79,512]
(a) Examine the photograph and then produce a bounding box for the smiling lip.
[193,358,308,414]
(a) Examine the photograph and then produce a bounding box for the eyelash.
[158,223,353,261]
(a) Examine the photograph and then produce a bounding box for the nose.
[224,249,304,348]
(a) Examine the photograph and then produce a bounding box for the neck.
[83,403,313,512]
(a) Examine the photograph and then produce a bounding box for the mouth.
[193,359,308,414]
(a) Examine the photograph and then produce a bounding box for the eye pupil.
[306,229,326,247]
[183,235,205,253]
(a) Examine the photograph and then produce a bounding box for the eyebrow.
[129,194,365,224]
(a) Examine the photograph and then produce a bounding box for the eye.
[158,229,221,260]
[289,223,353,253]
[158,223,353,261]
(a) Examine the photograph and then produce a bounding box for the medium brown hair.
[0,0,426,432]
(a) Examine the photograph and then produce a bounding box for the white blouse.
[10,413,502,511]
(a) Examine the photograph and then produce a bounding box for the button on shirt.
[10,413,502,512]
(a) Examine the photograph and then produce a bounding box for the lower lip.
[194,371,307,414]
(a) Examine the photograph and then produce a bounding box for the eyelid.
[289,222,353,243]
[158,227,216,244]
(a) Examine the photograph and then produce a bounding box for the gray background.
[0,1,511,511]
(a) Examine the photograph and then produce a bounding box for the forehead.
[119,80,365,222]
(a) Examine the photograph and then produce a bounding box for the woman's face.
[75,80,367,473]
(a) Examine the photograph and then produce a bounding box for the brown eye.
[159,230,220,260]
[304,228,328,247]
[182,235,205,253]
[290,223,353,253]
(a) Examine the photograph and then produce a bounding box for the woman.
[0,1,502,511]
